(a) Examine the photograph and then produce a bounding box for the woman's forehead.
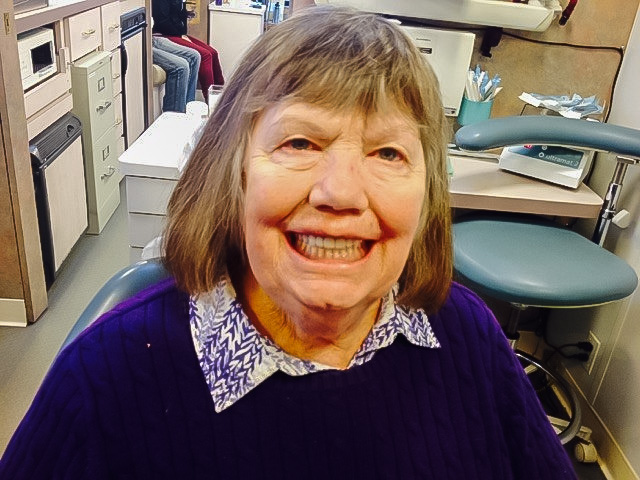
[256,101,421,136]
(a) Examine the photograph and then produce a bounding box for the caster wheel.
[574,441,598,463]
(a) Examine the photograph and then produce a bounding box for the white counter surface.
[208,4,265,15]
[118,112,205,179]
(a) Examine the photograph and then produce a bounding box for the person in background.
[0,6,577,479]
[152,35,200,112]
[291,0,315,13]
[152,0,224,101]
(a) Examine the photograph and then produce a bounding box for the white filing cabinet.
[208,5,265,79]
[119,112,203,248]
[71,50,120,234]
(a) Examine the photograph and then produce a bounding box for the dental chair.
[60,258,171,350]
[453,116,640,446]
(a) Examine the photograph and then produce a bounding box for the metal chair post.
[592,155,639,245]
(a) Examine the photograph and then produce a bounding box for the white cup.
[186,100,208,119]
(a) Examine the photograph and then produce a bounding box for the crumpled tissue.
[519,93,603,119]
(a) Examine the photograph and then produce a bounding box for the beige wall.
[549,5,640,477]
[468,0,639,120]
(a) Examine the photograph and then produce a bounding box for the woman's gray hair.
[164,5,452,311]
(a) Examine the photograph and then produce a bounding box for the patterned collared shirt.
[189,277,440,412]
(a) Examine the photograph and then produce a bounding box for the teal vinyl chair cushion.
[60,259,171,350]
[454,215,638,307]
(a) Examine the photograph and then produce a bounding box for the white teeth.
[294,234,367,261]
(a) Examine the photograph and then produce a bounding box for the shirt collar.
[189,276,440,413]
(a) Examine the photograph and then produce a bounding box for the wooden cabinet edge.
[0,4,48,322]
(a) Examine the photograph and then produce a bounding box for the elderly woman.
[0,6,576,480]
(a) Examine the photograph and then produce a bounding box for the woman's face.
[242,101,426,316]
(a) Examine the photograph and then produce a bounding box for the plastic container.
[457,96,493,126]
[208,85,223,115]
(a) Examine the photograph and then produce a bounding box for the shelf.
[319,0,556,32]
[15,0,113,33]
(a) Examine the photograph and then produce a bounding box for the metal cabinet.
[71,50,120,234]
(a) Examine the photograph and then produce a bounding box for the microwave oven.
[18,27,57,91]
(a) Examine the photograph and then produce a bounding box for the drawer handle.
[115,118,123,126]
[82,28,97,37]
[112,73,121,80]
[109,23,120,31]
[101,166,116,180]
[96,101,112,113]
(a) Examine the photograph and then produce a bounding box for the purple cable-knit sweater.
[0,280,576,479]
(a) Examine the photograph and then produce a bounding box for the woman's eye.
[282,138,316,151]
[375,147,405,162]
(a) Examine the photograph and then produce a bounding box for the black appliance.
[30,113,87,287]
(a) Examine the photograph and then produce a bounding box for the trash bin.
[31,113,87,287]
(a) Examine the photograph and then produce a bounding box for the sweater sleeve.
[0,349,103,480]
[486,306,578,479]
[152,0,188,36]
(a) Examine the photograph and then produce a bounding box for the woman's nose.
[308,149,369,213]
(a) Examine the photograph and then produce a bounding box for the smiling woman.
[240,102,427,366]
[0,5,577,480]
[165,6,453,314]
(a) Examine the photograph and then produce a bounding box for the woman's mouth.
[288,233,371,262]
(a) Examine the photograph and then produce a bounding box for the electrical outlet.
[583,331,601,375]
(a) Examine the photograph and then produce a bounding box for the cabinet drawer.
[127,213,166,248]
[101,1,121,51]
[111,48,122,95]
[26,91,74,140]
[118,135,126,157]
[88,127,119,206]
[114,92,123,129]
[86,61,115,139]
[24,69,71,119]
[115,94,125,156]
[65,8,102,61]
[126,176,177,215]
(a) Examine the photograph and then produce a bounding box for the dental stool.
[453,116,640,446]
[59,258,170,351]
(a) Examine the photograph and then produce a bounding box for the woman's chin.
[284,280,382,314]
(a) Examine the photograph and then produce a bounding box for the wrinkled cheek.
[384,190,425,239]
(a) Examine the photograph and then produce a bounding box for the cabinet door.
[43,137,87,270]
[101,1,122,52]
[122,33,145,146]
[65,8,102,61]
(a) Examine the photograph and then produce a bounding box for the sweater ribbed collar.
[189,276,440,412]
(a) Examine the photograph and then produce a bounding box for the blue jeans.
[152,36,200,112]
